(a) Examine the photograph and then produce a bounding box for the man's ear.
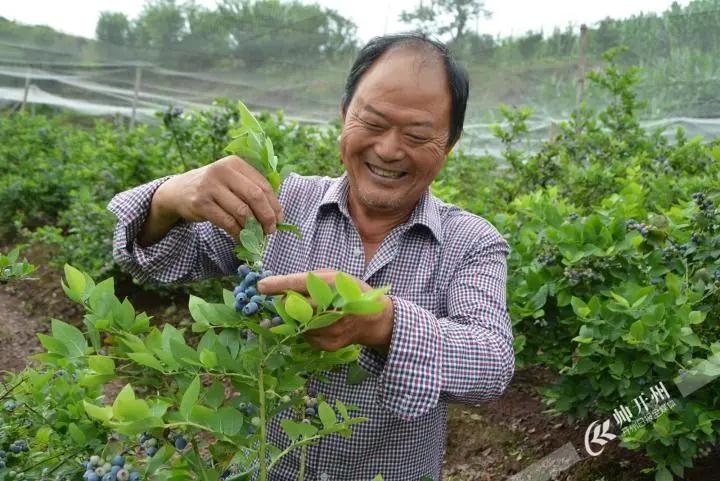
[445,132,461,156]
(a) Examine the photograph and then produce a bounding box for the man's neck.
[347,188,415,245]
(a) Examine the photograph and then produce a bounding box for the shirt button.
[319,473,330,481]
[353,248,363,258]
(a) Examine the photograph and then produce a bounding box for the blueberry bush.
[2,49,720,480]
[0,104,385,481]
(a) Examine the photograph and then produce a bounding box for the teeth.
[368,164,404,178]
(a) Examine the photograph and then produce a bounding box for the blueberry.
[95,467,107,476]
[4,400,16,411]
[116,470,129,481]
[233,286,245,297]
[129,472,140,481]
[146,446,157,457]
[234,298,247,312]
[250,295,264,303]
[111,466,121,475]
[245,286,257,297]
[259,318,272,329]
[307,385,317,397]
[305,407,316,417]
[0,450,5,458]
[174,436,187,450]
[111,456,125,467]
[102,473,116,481]
[238,265,251,277]
[271,316,283,326]
[0,460,5,469]
[242,302,259,315]
[261,270,273,278]
[9,444,21,454]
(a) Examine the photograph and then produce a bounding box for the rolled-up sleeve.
[377,234,515,420]
[107,177,238,284]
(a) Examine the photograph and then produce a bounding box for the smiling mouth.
[365,163,407,179]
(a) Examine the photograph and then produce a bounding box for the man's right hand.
[137,155,284,247]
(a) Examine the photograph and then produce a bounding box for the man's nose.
[373,129,405,162]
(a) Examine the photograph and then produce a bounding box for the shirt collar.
[319,171,443,244]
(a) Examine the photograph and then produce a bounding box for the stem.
[258,334,268,481]
[170,124,188,170]
[297,445,307,481]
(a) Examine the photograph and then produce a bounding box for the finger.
[257,272,309,295]
[227,173,279,234]
[228,157,284,222]
[210,187,252,232]
[203,200,243,237]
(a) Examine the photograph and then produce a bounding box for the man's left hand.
[257,269,394,354]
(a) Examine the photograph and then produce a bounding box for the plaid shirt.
[108,172,515,481]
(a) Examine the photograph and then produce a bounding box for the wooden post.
[575,24,588,134]
[130,65,142,128]
[21,68,30,112]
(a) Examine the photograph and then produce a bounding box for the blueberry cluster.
[625,219,650,237]
[238,403,258,434]
[234,264,274,316]
[8,440,28,454]
[303,395,318,418]
[564,267,602,285]
[568,213,580,222]
[0,449,5,469]
[692,192,715,214]
[662,242,688,259]
[82,455,140,481]
[138,433,159,457]
[715,270,720,282]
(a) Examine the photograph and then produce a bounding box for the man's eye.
[361,120,383,130]
[407,134,428,143]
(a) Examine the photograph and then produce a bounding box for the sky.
[1,0,692,42]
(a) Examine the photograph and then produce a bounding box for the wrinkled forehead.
[352,46,451,119]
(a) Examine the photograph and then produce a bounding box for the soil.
[1,254,719,481]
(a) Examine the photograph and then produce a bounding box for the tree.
[132,0,186,55]
[96,12,131,46]
[399,0,490,43]
[218,0,357,70]
[182,2,232,67]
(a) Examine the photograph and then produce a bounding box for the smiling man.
[108,33,514,481]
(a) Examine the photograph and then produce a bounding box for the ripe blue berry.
[146,447,157,457]
[84,472,100,481]
[245,286,257,297]
[237,265,251,277]
[129,472,141,481]
[242,302,259,315]
[111,455,125,467]
[234,298,247,312]
[305,407,316,417]
[174,436,187,450]
[102,473,115,481]
[250,295,264,303]
[271,316,283,326]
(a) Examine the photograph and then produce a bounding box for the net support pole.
[576,24,588,104]
[21,68,30,112]
[130,64,142,128]
[575,24,588,131]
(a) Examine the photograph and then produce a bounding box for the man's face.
[340,47,452,213]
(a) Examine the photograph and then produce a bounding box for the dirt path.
[0,282,46,371]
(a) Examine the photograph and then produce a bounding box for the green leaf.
[37,333,68,356]
[83,401,113,423]
[280,419,318,441]
[317,401,337,430]
[306,312,344,330]
[570,297,591,318]
[347,360,371,385]
[68,423,85,444]
[629,320,646,341]
[88,355,115,375]
[144,445,174,477]
[335,272,362,302]
[218,406,243,436]
[181,376,201,419]
[342,299,385,315]
[655,467,673,481]
[276,222,302,238]
[113,384,150,422]
[64,264,86,300]
[285,292,313,323]
[51,319,87,358]
[200,349,218,369]
[204,381,226,409]
[127,352,164,372]
[307,272,334,311]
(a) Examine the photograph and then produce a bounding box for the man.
[108,33,514,481]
